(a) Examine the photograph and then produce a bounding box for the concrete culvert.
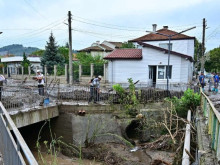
[125,120,142,141]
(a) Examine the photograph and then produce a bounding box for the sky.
[0,0,219,52]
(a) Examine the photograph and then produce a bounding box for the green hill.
[0,44,39,56]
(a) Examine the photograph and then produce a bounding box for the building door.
[149,66,157,86]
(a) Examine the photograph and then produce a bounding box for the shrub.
[166,88,200,118]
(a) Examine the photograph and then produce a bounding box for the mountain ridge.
[0,44,40,56]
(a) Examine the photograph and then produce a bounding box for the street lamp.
[146,26,196,95]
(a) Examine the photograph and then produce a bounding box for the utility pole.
[68,11,73,84]
[201,18,206,72]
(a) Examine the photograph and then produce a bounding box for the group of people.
[199,72,219,93]
[34,70,102,104]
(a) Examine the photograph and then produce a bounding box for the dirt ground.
[33,142,174,165]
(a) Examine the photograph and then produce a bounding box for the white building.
[1,56,41,74]
[78,41,122,57]
[104,25,195,85]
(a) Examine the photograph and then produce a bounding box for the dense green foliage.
[0,44,39,56]
[166,88,200,117]
[194,38,202,71]
[41,33,65,74]
[76,52,106,76]
[21,52,31,74]
[121,42,135,48]
[113,78,139,117]
[31,50,45,57]
[58,46,69,64]
[205,47,220,72]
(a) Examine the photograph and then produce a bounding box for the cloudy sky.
[0,0,219,51]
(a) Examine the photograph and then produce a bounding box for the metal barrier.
[200,90,220,161]
[0,102,38,165]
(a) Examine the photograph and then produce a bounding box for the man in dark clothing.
[199,72,205,92]
[88,75,102,103]
[214,73,219,94]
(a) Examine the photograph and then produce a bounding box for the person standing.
[36,70,45,96]
[208,72,215,92]
[88,76,95,103]
[199,72,205,92]
[89,75,102,103]
[0,75,5,101]
[214,73,219,94]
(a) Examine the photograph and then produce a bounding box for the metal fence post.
[90,63,94,78]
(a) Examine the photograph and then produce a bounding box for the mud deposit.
[30,142,174,165]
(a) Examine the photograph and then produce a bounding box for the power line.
[2,17,67,40]
[23,0,48,21]
[72,18,146,32]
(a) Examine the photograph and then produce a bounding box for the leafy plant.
[112,78,139,117]
[165,88,200,117]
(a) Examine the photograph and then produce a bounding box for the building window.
[158,66,172,79]
[158,66,165,79]
[159,43,172,50]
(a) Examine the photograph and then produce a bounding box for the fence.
[0,82,199,111]
[0,102,38,165]
[1,86,58,110]
[200,90,220,161]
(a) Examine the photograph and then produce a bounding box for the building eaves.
[138,42,193,62]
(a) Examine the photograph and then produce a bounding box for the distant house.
[78,41,122,57]
[1,57,41,74]
[104,25,195,85]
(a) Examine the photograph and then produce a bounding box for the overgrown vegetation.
[76,52,107,76]
[165,88,200,118]
[136,88,200,164]
[113,78,139,117]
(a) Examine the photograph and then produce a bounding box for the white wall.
[102,41,116,49]
[143,47,182,84]
[143,39,194,57]
[107,47,193,84]
[91,51,110,58]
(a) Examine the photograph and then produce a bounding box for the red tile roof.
[138,42,193,62]
[104,49,142,59]
[130,28,195,42]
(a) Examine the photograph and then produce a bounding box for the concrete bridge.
[1,79,208,165]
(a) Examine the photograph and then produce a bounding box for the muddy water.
[131,150,152,164]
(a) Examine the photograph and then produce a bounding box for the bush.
[112,78,139,117]
[166,88,200,118]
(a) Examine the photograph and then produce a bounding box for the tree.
[58,46,69,64]
[194,38,202,71]
[31,50,45,57]
[21,52,31,74]
[41,33,65,74]
[121,42,135,48]
[205,47,220,72]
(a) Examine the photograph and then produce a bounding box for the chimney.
[163,26,168,29]
[152,24,157,32]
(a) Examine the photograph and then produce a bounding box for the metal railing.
[200,90,220,161]
[0,102,38,165]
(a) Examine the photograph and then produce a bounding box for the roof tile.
[130,28,195,42]
[104,49,142,59]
